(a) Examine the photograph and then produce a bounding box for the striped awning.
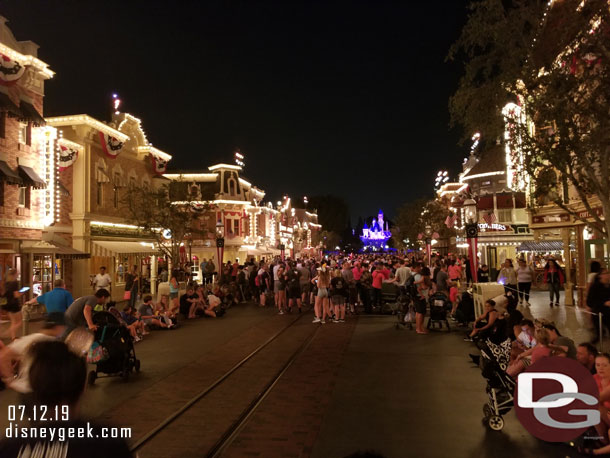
[517,241,564,252]
[92,240,161,257]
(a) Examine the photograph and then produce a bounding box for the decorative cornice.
[0,218,43,229]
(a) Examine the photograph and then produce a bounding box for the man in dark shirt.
[577,342,598,374]
[179,284,199,318]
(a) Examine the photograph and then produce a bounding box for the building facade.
[45,112,172,300]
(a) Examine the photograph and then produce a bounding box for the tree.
[394,199,454,250]
[448,0,610,243]
[122,183,210,264]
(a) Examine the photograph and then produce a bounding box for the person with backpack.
[286,262,302,313]
[257,263,271,307]
[360,263,373,314]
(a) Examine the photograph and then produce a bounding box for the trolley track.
[130,313,319,457]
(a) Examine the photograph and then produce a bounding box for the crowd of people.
[0,248,608,455]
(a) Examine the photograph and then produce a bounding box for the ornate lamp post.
[424,224,433,266]
[279,243,285,261]
[463,198,479,283]
[215,219,225,268]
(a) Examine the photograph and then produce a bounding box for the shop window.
[18,123,27,145]
[96,182,104,207]
[233,219,239,235]
[33,254,55,295]
[0,181,4,206]
[0,113,5,139]
[497,208,512,222]
[116,260,125,283]
[18,186,30,208]
[26,123,31,146]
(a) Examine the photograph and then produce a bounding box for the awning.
[496,193,514,209]
[21,240,90,259]
[92,240,161,257]
[477,196,494,210]
[0,161,23,185]
[18,165,46,189]
[0,92,22,117]
[18,101,45,125]
[517,241,564,252]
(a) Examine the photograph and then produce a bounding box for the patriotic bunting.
[482,212,497,226]
[98,131,124,159]
[0,53,25,86]
[150,153,168,175]
[59,144,78,171]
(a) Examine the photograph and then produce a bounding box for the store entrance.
[585,239,609,273]
[487,246,498,281]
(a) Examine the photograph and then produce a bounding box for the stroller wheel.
[135,359,141,373]
[87,370,97,386]
[487,415,504,431]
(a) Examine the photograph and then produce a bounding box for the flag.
[444,213,457,228]
[98,131,124,159]
[483,212,497,226]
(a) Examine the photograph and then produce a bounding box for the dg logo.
[515,357,600,442]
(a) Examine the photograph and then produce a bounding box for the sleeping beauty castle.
[360,210,392,250]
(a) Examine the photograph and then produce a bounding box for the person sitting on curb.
[120,305,145,342]
[464,299,498,342]
[138,295,169,329]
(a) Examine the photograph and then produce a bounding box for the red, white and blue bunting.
[150,153,168,175]
[0,53,25,86]
[59,144,78,171]
[98,131,124,159]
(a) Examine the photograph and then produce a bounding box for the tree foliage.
[449,0,610,241]
[122,184,210,264]
[394,199,455,250]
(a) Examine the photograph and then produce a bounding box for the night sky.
[2,0,469,221]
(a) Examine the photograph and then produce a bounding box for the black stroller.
[87,311,140,385]
[478,338,514,431]
[427,292,451,331]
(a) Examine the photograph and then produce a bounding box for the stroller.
[87,311,140,385]
[478,338,514,431]
[379,283,401,315]
[427,292,451,331]
[395,290,415,330]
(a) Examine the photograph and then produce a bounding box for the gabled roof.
[461,144,506,181]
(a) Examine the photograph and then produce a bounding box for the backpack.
[255,273,262,287]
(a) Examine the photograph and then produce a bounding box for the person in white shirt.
[388,259,411,293]
[516,259,535,305]
[92,266,112,292]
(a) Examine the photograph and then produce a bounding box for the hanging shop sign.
[0,53,25,86]
[150,153,168,175]
[532,213,571,224]
[98,131,124,159]
[58,144,78,171]
[478,223,511,232]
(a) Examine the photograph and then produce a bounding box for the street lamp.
[215,219,225,268]
[463,198,479,283]
[424,224,433,266]
[279,243,285,261]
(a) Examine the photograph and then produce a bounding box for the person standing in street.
[64,289,110,334]
[92,266,112,293]
[24,279,73,315]
[544,259,565,307]
[516,258,535,306]
[1,269,25,341]
[124,265,140,309]
[498,259,517,296]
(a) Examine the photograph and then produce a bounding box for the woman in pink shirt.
[371,264,385,309]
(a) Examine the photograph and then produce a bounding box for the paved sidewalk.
[311,316,561,458]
